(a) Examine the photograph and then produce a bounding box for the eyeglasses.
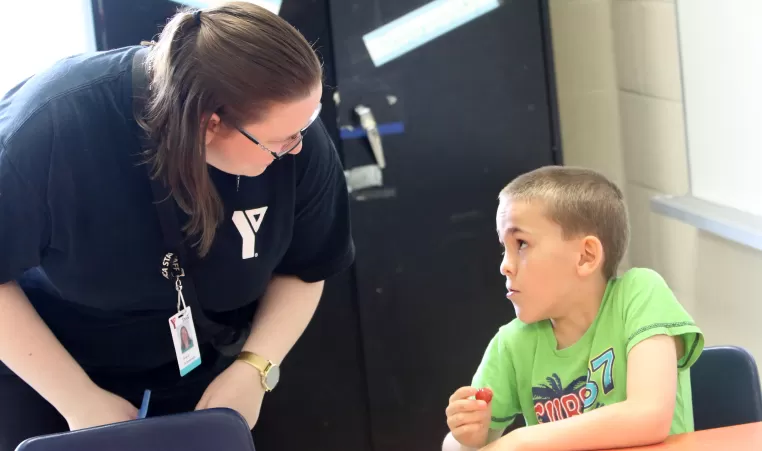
[235,104,322,160]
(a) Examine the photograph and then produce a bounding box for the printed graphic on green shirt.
[532,347,615,423]
[532,373,588,422]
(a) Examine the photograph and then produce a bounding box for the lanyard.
[131,47,232,345]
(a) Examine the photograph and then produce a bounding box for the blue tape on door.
[340,122,405,140]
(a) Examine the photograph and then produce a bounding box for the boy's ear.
[577,235,604,277]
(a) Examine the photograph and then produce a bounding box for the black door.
[254,3,374,451]
[328,1,560,449]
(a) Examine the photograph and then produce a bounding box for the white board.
[677,0,762,216]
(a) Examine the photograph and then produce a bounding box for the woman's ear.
[577,235,604,277]
[204,112,223,146]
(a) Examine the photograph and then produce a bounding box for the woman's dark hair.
[139,2,322,256]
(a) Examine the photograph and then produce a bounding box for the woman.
[0,2,353,449]
[180,327,194,353]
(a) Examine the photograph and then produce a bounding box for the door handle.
[354,104,387,169]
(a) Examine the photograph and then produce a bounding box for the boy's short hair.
[500,166,629,280]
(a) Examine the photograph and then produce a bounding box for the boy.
[443,166,703,451]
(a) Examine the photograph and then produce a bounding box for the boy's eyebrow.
[496,226,526,241]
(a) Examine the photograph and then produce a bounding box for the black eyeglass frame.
[235,103,323,160]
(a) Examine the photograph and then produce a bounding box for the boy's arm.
[483,334,678,451]
[444,429,505,451]
[486,428,506,444]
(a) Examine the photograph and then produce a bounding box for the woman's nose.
[289,141,304,156]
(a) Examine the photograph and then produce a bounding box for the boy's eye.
[518,240,528,250]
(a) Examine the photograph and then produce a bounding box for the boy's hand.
[446,386,492,448]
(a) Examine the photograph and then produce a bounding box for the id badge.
[169,307,202,376]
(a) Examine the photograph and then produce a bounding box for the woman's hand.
[195,360,265,429]
[64,386,138,431]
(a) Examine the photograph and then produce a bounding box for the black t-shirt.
[0,46,354,370]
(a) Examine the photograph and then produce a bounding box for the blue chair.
[690,345,762,431]
[15,408,255,451]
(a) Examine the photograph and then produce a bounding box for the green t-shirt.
[472,268,704,435]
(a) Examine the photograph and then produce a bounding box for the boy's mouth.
[506,289,519,298]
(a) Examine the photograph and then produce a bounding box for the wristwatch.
[237,351,281,392]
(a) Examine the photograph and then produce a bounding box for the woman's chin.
[206,158,270,178]
[243,165,269,177]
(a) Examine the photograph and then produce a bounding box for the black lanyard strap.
[132,47,234,345]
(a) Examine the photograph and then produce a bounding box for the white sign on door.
[363,0,502,67]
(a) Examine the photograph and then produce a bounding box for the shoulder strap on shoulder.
[131,48,235,345]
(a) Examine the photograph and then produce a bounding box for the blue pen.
[137,389,151,419]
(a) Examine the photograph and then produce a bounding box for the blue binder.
[15,408,255,451]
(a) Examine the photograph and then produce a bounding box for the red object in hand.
[475,387,493,403]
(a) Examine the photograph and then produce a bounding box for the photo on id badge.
[169,308,202,376]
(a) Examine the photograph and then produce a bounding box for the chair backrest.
[15,408,255,451]
[690,345,762,431]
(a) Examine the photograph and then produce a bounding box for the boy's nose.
[500,253,516,277]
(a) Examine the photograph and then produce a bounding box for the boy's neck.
[550,279,608,350]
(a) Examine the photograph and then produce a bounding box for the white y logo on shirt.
[232,207,268,259]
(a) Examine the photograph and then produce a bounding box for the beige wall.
[549,0,762,365]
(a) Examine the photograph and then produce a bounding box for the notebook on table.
[15,408,255,451]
